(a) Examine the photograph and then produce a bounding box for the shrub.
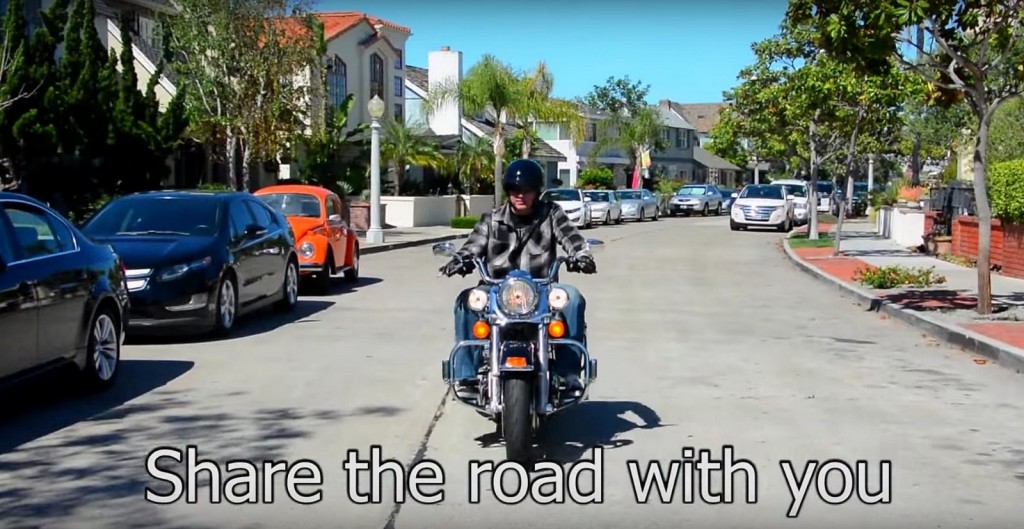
[988,159,1024,224]
[853,265,947,289]
[451,216,479,229]
[577,167,614,189]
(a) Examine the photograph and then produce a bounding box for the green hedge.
[989,159,1024,224]
[451,216,479,229]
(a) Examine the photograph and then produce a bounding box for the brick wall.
[951,216,1024,279]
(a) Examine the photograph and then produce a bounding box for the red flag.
[631,165,641,189]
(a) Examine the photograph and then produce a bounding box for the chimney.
[427,46,462,136]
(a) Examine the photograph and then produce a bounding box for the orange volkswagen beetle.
[254,184,359,293]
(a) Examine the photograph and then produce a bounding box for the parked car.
[718,187,738,211]
[814,181,835,212]
[81,190,299,337]
[254,184,359,294]
[769,179,810,225]
[0,192,128,390]
[729,184,794,232]
[668,184,724,216]
[615,189,660,221]
[540,188,592,228]
[582,189,623,225]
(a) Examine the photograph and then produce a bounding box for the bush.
[988,159,1024,224]
[853,265,946,289]
[451,216,479,229]
[577,167,614,189]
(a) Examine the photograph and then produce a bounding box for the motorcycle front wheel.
[502,376,534,463]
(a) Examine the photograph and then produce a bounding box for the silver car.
[669,184,724,216]
[615,189,660,221]
[583,189,623,225]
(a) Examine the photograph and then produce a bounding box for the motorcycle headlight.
[498,278,539,316]
[548,287,569,311]
[158,256,212,281]
[467,288,489,311]
[299,241,315,258]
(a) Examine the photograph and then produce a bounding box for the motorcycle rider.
[440,158,597,398]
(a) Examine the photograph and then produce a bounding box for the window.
[327,55,347,108]
[394,50,403,70]
[661,128,671,142]
[675,129,682,149]
[586,122,597,142]
[681,132,690,149]
[394,103,403,123]
[394,76,403,97]
[3,203,74,259]
[325,198,338,219]
[228,201,254,240]
[370,53,384,99]
[245,200,275,229]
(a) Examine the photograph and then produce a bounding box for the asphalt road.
[2,214,1024,529]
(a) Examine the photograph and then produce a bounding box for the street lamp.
[366,95,385,244]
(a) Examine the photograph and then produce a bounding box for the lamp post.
[752,154,760,185]
[866,154,876,214]
[366,95,385,244]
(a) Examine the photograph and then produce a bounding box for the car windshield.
[542,189,582,201]
[854,182,868,193]
[616,190,642,200]
[83,196,222,237]
[780,184,807,197]
[739,185,784,200]
[258,193,322,218]
[677,186,707,196]
[718,188,734,197]
[584,191,611,201]
[817,182,834,193]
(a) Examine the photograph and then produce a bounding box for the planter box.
[877,206,892,238]
[888,206,925,247]
[950,216,1024,279]
[348,202,387,231]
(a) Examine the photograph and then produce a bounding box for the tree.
[297,93,366,196]
[988,96,1024,163]
[380,121,442,196]
[787,0,1024,314]
[422,54,583,205]
[165,0,320,190]
[582,76,667,188]
[0,0,35,114]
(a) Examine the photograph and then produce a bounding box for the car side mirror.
[787,195,795,200]
[328,214,342,223]
[245,224,267,238]
[584,197,592,202]
[731,193,738,198]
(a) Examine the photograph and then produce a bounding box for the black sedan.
[81,190,299,337]
[0,192,128,390]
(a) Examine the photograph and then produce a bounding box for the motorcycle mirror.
[585,239,605,253]
[432,241,457,258]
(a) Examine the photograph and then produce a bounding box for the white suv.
[729,184,794,232]
[769,179,809,225]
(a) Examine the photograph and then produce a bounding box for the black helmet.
[503,159,544,192]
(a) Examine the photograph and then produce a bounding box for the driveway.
[1,216,1023,528]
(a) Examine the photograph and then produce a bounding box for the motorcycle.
[432,240,604,462]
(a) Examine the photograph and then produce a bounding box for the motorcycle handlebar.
[465,255,572,285]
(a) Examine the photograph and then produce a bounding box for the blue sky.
[314,0,789,104]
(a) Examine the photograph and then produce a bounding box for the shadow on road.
[127,299,335,345]
[536,400,666,463]
[300,275,383,297]
[0,359,194,454]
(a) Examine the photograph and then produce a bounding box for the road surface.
[1,216,1023,529]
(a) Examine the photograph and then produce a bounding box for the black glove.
[568,254,596,274]
[440,255,474,277]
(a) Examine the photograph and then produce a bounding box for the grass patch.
[788,232,835,248]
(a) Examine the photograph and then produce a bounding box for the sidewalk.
[782,223,1024,373]
[356,226,472,255]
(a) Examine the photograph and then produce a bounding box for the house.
[661,101,726,148]
[647,105,699,183]
[402,46,567,187]
[533,106,632,188]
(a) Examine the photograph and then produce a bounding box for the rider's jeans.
[452,283,586,381]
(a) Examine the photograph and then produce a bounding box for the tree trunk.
[834,112,863,255]
[492,127,505,207]
[521,122,532,159]
[807,119,820,240]
[226,130,238,190]
[241,140,251,191]
[973,110,995,315]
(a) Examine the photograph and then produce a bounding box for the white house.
[402,46,567,186]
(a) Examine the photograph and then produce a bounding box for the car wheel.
[653,207,660,221]
[730,220,740,231]
[701,204,709,217]
[212,274,238,337]
[715,204,722,215]
[616,212,623,224]
[344,242,360,282]
[81,306,121,390]
[638,209,645,222]
[314,254,332,295]
[276,258,299,311]
[604,212,612,225]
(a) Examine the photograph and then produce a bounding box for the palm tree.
[458,136,495,194]
[421,54,584,205]
[591,105,667,186]
[380,120,442,196]
[515,62,586,159]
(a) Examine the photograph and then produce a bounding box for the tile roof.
[315,12,411,41]
[694,146,741,171]
[664,101,727,134]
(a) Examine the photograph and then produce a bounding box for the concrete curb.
[360,232,471,256]
[781,234,1024,375]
